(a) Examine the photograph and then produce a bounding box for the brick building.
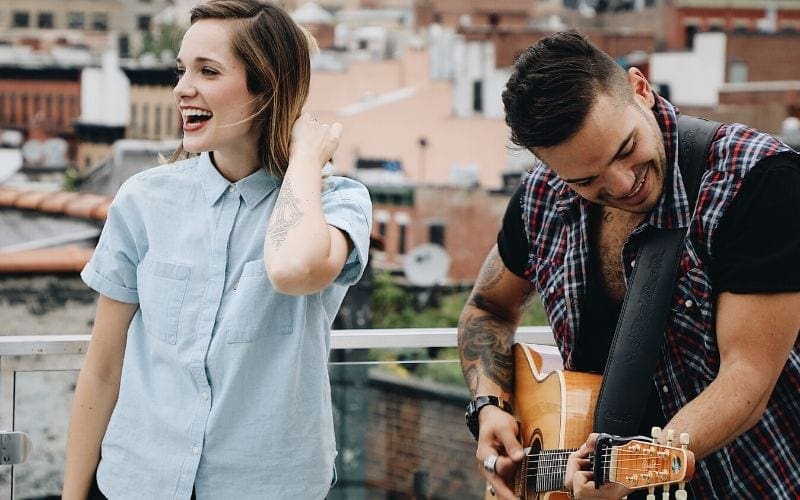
[124,67,181,141]
[415,0,532,28]
[0,0,171,58]
[369,184,512,284]
[0,66,81,142]
[665,0,800,50]
[459,25,656,69]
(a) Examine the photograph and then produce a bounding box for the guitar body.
[481,344,693,500]
[512,343,602,500]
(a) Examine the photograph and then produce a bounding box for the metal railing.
[0,326,556,500]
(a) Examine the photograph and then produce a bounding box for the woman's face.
[174,19,260,159]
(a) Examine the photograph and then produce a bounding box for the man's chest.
[591,207,646,302]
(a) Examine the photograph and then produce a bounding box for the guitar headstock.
[594,430,695,494]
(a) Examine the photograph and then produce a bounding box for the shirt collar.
[198,152,279,207]
[646,93,691,230]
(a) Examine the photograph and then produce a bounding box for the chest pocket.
[532,257,571,346]
[225,259,299,343]
[137,257,191,345]
[671,265,717,380]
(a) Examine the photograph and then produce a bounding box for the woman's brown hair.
[170,0,315,178]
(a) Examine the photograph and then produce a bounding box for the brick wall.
[727,33,800,82]
[366,371,483,499]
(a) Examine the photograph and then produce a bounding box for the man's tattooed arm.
[458,247,535,397]
[459,307,515,396]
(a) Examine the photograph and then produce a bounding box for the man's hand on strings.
[564,434,630,500]
[476,405,525,500]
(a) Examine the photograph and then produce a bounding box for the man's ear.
[627,67,655,108]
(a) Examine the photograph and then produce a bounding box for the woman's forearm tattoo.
[269,181,303,249]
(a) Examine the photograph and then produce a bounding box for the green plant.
[369,271,549,385]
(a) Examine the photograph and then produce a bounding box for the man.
[458,30,800,499]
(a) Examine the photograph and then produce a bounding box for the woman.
[62,1,372,498]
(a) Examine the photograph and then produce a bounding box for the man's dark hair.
[502,29,630,149]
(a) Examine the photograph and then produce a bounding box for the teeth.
[182,108,212,118]
[625,172,646,198]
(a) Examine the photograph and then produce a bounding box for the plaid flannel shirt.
[517,94,800,498]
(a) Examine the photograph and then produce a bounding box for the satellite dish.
[403,243,450,287]
[21,140,44,166]
[43,138,68,168]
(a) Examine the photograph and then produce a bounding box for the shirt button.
[685,300,694,308]
[630,260,636,268]
[548,286,555,294]
[201,391,209,400]
[192,446,200,455]
[662,385,669,393]
[229,185,236,193]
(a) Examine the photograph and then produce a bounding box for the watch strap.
[465,395,513,441]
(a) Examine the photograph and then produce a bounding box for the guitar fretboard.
[531,448,577,492]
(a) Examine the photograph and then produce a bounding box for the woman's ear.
[627,67,655,108]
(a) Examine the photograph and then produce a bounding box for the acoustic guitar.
[485,343,695,500]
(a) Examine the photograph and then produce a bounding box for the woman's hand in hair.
[289,112,342,170]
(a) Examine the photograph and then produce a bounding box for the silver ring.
[483,454,499,475]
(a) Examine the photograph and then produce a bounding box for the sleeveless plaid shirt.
[517,94,800,498]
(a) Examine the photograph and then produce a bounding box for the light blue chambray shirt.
[81,152,372,499]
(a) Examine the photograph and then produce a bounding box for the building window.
[684,24,698,49]
[38,12,54,29]
[12,11,30,28]
[398,224,407,255]
[67,12,85,29]
[728,60,749,84]
[137,15,151,32]
[0,93,4,122]
[9,93,17,124]
[92,13,109,31]
[142,105,149,137]
[119,34,130,58]
[166,108,175,138]
[733,19,750,33]
[69,95,78,119]
[428,222,445,247]
[57,95,65,127]
[154,105,162,137]
[472,80,483,113]
[130,104,138,135]
[488,13,500,27]
[21,94,29,123]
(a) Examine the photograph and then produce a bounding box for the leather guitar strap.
[592,114,721,436]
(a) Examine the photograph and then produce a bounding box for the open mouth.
[622,168,647,199]
[181,107,213,126]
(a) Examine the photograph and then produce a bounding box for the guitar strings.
[523,450,681,479]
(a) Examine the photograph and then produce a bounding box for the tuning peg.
[666,429,675,446]
[678,433,690,496]
[662,485,671,500]
[651,426,662,440]
[647,486,655,500]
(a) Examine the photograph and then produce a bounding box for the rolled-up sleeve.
[322,177,372,286]
[81,179,143,303]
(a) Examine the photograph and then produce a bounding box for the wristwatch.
[465,395,514,441]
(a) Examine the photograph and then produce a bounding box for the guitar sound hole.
[524,431,543,495]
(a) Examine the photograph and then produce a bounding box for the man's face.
[534,72,668,214]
